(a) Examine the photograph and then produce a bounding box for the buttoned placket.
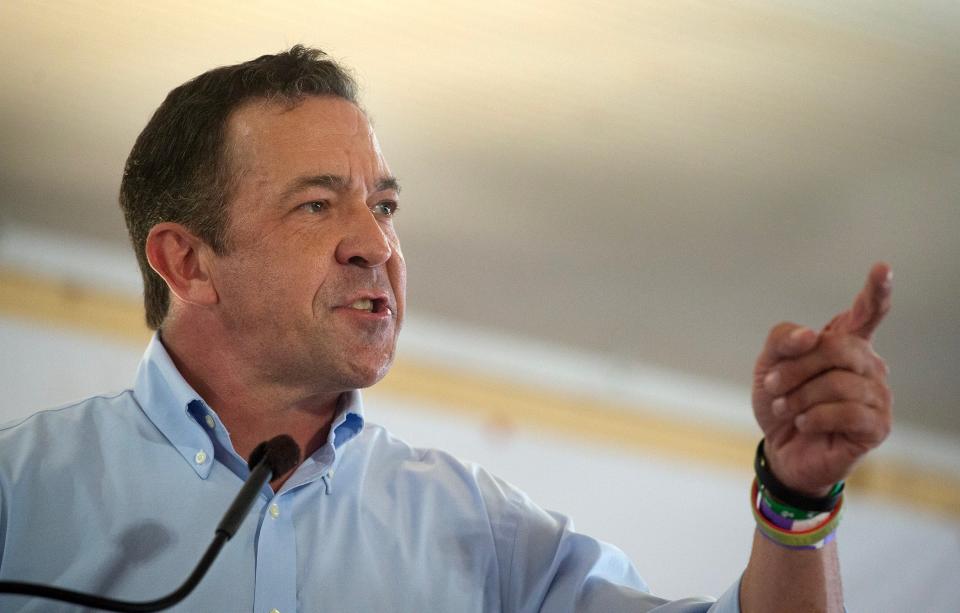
[185,395,358,613]
[187,401,298,613]
[253,489,298,613]
[251,460,342,613]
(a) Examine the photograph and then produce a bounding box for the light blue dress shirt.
[0,334,741,612]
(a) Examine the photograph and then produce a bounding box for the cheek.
[389,250,407,302]
[215,249,290,302]
[216,260,274,314]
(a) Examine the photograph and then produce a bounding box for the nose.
[335,206,392,268]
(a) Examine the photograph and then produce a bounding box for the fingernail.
[771,397,787,416]
[795,414,807,429]
[763,371,780,393]
[882,269,893,290]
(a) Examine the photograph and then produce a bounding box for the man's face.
[210,96,406,394]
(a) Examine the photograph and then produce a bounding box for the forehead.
[230,95,370,136]
[225,96,387,181]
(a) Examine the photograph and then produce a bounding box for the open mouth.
[348,297,390,315]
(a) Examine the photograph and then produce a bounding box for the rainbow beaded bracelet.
[751,478,843,548]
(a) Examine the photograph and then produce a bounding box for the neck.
[158,321,342,473]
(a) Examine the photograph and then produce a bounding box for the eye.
[372,200,399,217]
[300,201,329,214]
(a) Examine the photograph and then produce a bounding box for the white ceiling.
[1,0,958,435]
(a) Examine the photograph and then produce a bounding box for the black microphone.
[0,435,301,612]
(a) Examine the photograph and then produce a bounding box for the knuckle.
[851,374,873,402]
[878,382,893,407]
[857,379,876,406]
[872,409,893,441]
[874,355,889,377]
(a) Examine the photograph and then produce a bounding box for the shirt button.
[204,414,216,429]
[194,450,207,465]
[270,609,281,613]
[269,503,280,519]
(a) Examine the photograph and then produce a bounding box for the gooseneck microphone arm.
[0,435,301,612]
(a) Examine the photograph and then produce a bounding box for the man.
[0,46,892,612]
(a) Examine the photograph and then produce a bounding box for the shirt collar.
[284,390,365,493]
[133,333,216,478]
[132,332,366,481]
[330,390,365,450]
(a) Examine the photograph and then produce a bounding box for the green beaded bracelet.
[759,485,822,520]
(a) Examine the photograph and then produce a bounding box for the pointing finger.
[826,262,893,340]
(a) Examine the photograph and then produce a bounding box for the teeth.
[350,299,374,312]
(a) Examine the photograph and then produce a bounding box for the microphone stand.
[0,435,300,612]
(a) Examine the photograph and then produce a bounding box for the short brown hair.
[119,45,359,329]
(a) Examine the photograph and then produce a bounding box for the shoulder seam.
[0,389,134,432]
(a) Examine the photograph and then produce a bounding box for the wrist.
[755,440,844,513]
[761,439,833,498]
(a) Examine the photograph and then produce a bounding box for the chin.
[342,354,395,390]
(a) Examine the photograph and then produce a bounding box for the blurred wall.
[1,0,958,438]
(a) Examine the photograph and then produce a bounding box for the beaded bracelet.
[756,524,838,551]
[759,493,832,532]
[751,478,843,549]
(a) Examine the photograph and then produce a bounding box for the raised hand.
[752,263,893,496]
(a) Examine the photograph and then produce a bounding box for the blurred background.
[1,1,958,610]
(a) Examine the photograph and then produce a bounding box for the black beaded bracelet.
[754,439,844,513]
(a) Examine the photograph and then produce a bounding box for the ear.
[145,223,219,308]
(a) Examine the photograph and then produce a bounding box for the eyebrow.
[375,177,401,194]
[281,174,401,200]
